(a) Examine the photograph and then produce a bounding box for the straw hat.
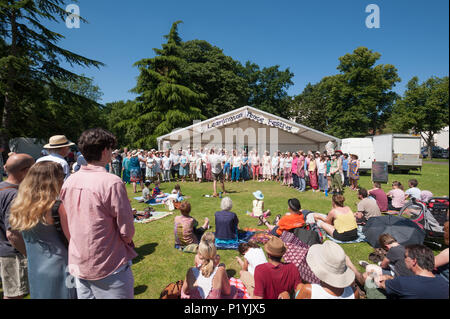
[264,236,286,258]
[44,135,75,149]
[306,241,355,288]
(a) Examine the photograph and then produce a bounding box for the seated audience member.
[236,242,268,297]
[387,181,405,211]
[152,180,164,198]
[405,179,421,200]
[355,188,381,225]
[369,182,388,212]
[214,197,240,247]
[259,198,305,236]
[181,233,232,299]
[376,244,449,299]
[139,180,151,202]
[249,191,271,223]
[434,221,449,282]
[253,236,301,299]
[357,234,414,281]
[174,202,209,249]
[313,195,358,242]
[293,241,359,299]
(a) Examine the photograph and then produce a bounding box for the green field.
[1,163,448,299]
[129,162,449,299]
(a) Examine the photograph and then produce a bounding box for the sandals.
[258,215,267,226]
[274,214,282,225]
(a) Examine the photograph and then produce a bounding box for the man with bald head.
[0,153,34,299]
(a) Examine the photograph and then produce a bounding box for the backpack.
[291,226,323,246]
[51,200,69,248]
[159,280,184,299]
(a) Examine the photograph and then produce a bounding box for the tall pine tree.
[132,21,205,148]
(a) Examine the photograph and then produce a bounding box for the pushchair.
[399,196,449,248]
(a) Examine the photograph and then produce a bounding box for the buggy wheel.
[399,201,423,220]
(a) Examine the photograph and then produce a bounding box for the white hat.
[306,241,355,288]
[44,135,75,149]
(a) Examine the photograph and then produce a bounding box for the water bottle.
[325,189,328,197]
[219,192,223,198]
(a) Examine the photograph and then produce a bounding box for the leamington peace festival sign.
[201,109,300,134]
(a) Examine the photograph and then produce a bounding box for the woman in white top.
[235,242,268,297]
[283,152,293,186]
[251,151,260,181]
[189,150,196,181]
[145,152,155,180]
[262,151,271,181]
[231,150,241,182]
[182,234,231,299]
[195,154,203,183]
[317,155,328,192]
[271,152,279,181]
[154,152,162,182]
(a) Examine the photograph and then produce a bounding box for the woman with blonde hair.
[9,161,76,299]
[181,233,232,299]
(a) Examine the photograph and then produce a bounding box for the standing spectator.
[37,135,74,181]
[262,151,271,181]
[278,153,285,184]
[271,151,279,182]
[252,236,301,299]
[348,154,360,191]
[291,153,299,190]
[251,151,260,181]
[110,150,122,178]
[154,151,162,182]
[297,152,306,192]
[162,150,172,182]
[129,150,143,193]
[295,241,359,299]
[0,153,34,299]
[188,150,196,182]
[329,153,343,195]
[241,151,249,181]
[171,149,181,181]
[138,150,147,181]
[231,150,241,182]
[369,182,389,212]
[355,188,381,225]
[317,154,328,193]
[179,151,189,182]
[146,152,156,182]
[342,153,350,187]
[60,128,137,299]
[209,149,226,197]
[284,152,293,187]
[308,153,318,192]
[121,151,131,184]
[9,161,76,299]
[387,181,406,211]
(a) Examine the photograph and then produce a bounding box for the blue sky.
[49,0,449,104]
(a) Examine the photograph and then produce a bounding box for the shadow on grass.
[134,285,148,296]
[133,242,158,264]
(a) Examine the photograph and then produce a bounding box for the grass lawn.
[129,162,449,299]
[1,163,448,299]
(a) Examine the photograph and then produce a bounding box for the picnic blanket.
[215,231,256,250]
[134,211,173,224]
[229,277,251,299]
[280,231,320,284]
[325,225,367,244]
[243,227,273,245]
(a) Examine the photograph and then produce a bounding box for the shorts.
[332,228,358,242]
[212,171,224,182]
[0,254,29,297]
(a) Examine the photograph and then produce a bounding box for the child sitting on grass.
[138,180,152,203]
[248,191,271,224]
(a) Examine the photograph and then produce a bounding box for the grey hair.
[221,197,233,211]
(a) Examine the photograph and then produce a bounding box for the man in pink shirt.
[60,128,137,299]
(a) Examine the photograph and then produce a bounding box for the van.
[339,138,375,172]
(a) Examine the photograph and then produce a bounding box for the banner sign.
[199,109,299,134]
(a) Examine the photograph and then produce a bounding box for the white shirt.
[405,187,421,200]
[318,160,327,175]
[209,154,223,174]
[271,156,279,168]
[162,156,172,170]
[37,153,70,180]
[232,156,241,167]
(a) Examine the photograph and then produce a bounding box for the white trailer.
[370,134,422,172]
[339,138,375,172]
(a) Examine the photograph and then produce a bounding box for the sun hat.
[306,241,355,288]
[253,190,264,200]
[264,236,286,258]
[44,135,75,149]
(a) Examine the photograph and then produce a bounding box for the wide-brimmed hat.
[253,190,264,200]
[264,236,286,258]
[306,241,355,288]
[44,135,75,149]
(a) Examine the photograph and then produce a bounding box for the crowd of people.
[112,147,362,196]
[0,130,448,300]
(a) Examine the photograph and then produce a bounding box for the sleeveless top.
[310,284,355,299]
[191,266,219,299]
[252,200,264,217]
[333,209,357,233]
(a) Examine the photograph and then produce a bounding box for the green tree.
[243,62,294,119]
[0,0,103,149]
[131,21,206,148]
[388,76,449,159]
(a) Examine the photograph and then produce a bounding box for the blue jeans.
[319,173,328,191]
[232,167,240,181]
[292,173,299,188]
[299,177,306,191]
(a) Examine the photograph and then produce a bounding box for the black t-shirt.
[386,245,414,277]
[0,181,19,257]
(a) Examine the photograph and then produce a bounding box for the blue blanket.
[133,193,170,205]
[215,231,256,250]
[326,226,367,244]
